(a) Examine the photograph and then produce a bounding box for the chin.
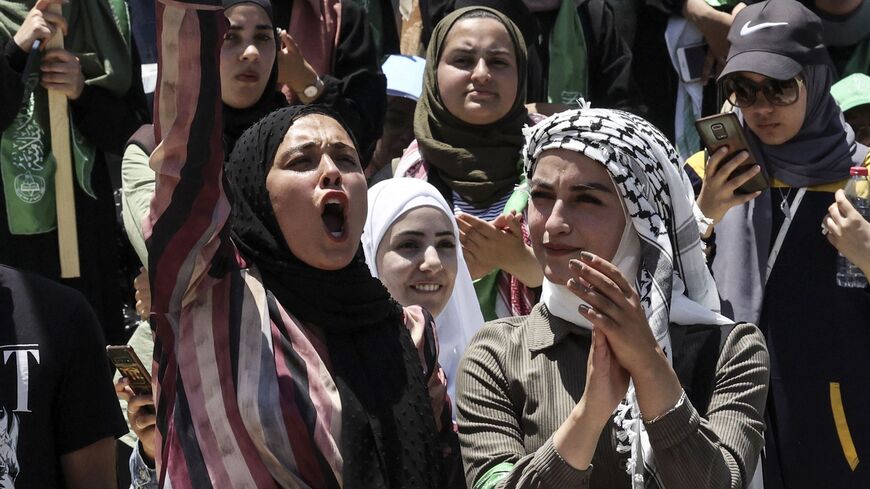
[303,247,358,271]
[543,265,570,286]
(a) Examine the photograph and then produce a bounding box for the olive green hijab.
[414,6,528,207]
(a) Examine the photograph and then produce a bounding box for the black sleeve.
[0,39,28,133]
[69,41,150,155]
[316,0,387,163]
[644,0,686,16]
[582,0,647,116]
[53,290,128,455]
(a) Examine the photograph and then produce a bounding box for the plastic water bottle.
[836,166,870,288]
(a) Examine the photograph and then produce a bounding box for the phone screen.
[680,44,708,82]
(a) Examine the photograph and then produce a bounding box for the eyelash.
[530,191,602,205]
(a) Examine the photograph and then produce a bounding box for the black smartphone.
[107,345,152,396]
[694,112,769,194]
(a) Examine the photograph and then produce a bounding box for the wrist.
[627,348,671,382]
[294,72,323,104]
[571,397,612,430]
[12,33,33,52]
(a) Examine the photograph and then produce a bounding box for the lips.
[235,70,260,83]
[468,89,496,99]
[410,283,443,293]
[543,242,580,257]
[320,191,348,241]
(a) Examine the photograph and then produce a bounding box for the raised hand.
[456,211,542,286]
[696,147,762,232]
[276,29,321,102]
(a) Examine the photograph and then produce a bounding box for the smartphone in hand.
[107,345,152,396]
[695,112,769,194]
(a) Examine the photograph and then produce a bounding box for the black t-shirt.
[0,265,127,488]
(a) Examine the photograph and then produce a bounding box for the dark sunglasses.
[721,75,803,108]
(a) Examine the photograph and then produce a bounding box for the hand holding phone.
[107,345,151,395]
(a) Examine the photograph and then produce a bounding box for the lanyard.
[765,187,807,284]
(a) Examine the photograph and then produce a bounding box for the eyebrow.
[394,230,455,238]
[284,141,356,154]
[447,46,513,56]
[228,24,273,30]
[530,179,613,193]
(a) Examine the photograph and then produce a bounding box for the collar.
[527,303,592,353]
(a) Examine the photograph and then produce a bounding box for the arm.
[60,437,118,489]
[456,324,597,489]
[122,139,156,266]
[70,79,149,154]
[56,292,129,489]
[643,323,769,488]
[318,0,387,161]
[0,40,28,132]
[146,0,228,314]
[583,0,646,115]
[1,0,68,131]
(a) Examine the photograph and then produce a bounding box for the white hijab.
[362,179,485,404]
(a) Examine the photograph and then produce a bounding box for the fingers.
[114,378,134,401]
[701,50,716,85]
[708,149,749,182]
[41,11,68,36]
[571,252,634,302]
[35,0,66,10]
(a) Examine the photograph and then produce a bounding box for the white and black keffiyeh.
[523,106,730,488]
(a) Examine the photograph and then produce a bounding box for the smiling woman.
[362,178,484,408]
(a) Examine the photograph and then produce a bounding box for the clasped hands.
[567,252,681,426]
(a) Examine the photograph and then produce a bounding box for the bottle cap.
[850,166,868,176]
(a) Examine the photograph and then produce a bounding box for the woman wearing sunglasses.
[691,1,870,488]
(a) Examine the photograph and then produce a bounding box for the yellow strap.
[830,382,860,471]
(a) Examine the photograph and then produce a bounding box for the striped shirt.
[146,3,444,487]
[452,191,511,222]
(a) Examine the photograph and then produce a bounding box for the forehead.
[389,206,453,234]
[226,3,271,26]
[281,114,355,148]
[532,148,613,185]
[442,17,513,50]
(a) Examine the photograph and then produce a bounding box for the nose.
[544,200,570,236]
[319,155,342,189]
[470,58,491,83]
[420,245,444,273]
[240,42,260,62]
[750,91,775,113]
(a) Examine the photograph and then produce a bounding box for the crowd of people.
[0,0,868,488]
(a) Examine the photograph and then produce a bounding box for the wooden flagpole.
[46,2,80,278]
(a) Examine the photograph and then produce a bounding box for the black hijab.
[222,0,287,151]
[224,105,442,489]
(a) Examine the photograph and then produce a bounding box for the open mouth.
[411,284,442,293]
[321,199,346,239]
